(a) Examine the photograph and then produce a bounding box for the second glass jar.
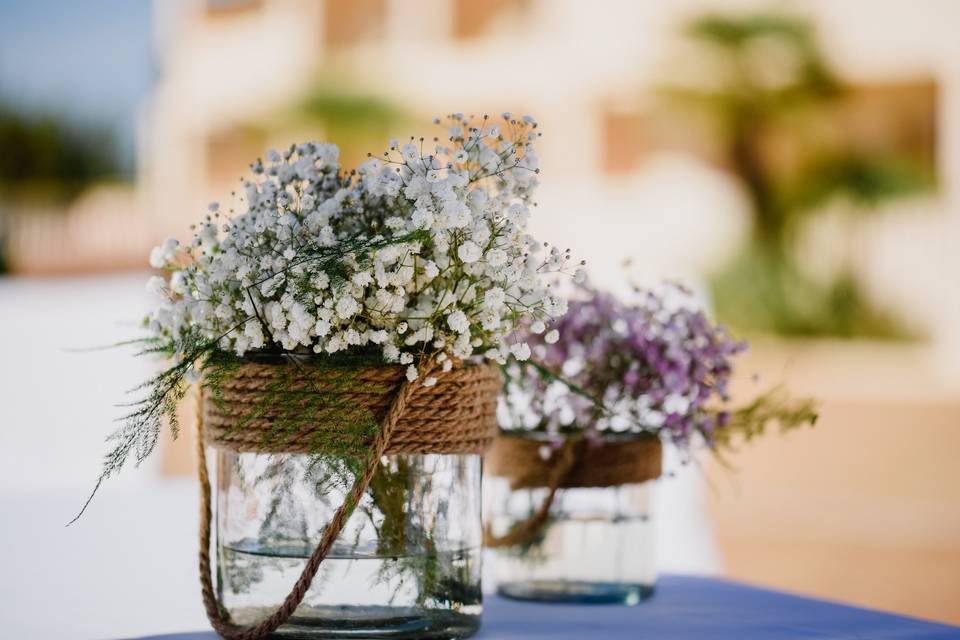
[485,433,658,604]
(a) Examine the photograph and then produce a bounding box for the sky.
[0,0,156,170]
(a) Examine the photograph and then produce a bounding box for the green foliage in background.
[0,103,122,274]
[297,89,408,139]
[293,84,411,166]
[666,12,934,339]
[236,81,412,170]
[0,104,120,203]
[711,245,910,338]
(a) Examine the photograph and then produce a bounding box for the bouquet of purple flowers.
[499,282,816,453]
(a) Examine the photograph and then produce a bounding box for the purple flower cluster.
[499,283,747,447]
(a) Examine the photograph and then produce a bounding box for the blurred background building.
[1,0,958,636]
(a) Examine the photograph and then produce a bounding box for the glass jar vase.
[485,433,661,604]
[215,450,483,638]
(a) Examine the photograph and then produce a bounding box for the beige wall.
[708,340,960,624]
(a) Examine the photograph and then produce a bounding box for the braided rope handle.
[196,362,437,640]
[482,440,578,549]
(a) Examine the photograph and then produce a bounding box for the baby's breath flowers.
[147,113,577,379]
[71,114,581,521]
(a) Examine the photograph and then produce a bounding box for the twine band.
[196,360,499,640]
[203,362,501,455]
[486,434,662,490]
[483,434,662,548]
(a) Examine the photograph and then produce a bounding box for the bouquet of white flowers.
[148,113,577,373]
[80,113,581,498]
[79,113,580,640]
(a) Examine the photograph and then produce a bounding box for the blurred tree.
[294,88,410,168]
[210,84,412,182]
[663,13,934,338]
[0,104,120,202]
[0,104,121,272]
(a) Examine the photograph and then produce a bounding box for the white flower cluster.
[147,113,579,378]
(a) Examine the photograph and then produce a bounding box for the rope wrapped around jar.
[483,433,662,548]
[196,358,500,640]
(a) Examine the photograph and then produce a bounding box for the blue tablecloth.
[133,575,960,640]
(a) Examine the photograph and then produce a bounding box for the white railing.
[1,186,154,275]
